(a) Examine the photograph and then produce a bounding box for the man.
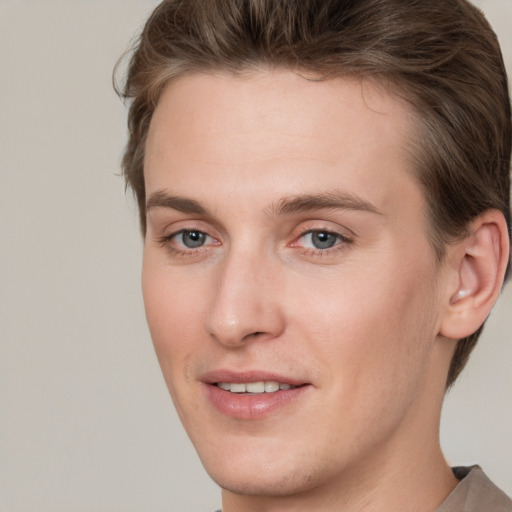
[117,1,511,510]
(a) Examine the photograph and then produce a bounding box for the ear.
[439,210,510,340]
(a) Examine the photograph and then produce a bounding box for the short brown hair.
[116,0,511,387]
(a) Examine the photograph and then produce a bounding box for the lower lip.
[204,384,310,420]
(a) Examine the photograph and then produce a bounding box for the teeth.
[246,382,265,393]
[229,383,247,393]
[264,381,279,393]
[216,381,297,394]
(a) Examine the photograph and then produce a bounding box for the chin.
[195,437,338,499]
[205,462,320,498]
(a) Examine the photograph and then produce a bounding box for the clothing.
[214,466,511,512]
[436,466,511,512]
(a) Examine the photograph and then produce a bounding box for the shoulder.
[437,466,512,512]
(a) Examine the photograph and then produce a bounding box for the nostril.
[244,331,264,340]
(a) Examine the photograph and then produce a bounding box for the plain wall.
[0,1,510,511]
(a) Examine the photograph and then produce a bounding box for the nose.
[204,248,286,348]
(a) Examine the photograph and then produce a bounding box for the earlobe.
[439,210,510,340]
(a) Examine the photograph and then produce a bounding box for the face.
[142,71,451,500]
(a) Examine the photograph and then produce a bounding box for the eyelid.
[287,222,355,259]
[152,216,218,240]
[154,220,222,259]
[289,221,354,244]
[293,229,349,246]
[160,228,219,247]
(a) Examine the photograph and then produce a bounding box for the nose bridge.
[205,243,284,347]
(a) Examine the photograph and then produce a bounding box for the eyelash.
[157,227,352,258]
[157,229,218,256]
[293,228,352,256]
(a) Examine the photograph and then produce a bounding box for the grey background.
[0,1,510,510]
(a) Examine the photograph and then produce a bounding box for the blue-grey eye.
[310,231,339,249]
[181,230,207,248]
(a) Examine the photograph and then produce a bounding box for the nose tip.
[207,314,268,347]
[204,255,285,348]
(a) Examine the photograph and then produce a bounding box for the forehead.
[147,70,414,157]
[144,70,421,217]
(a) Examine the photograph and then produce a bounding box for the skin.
[142,70,461,512]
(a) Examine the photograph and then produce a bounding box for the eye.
[178,230,209,248]
[293,229,350,251]
[303,231,340,249]
[159,229,218,253]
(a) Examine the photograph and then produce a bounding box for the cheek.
[290,262,439,393]
[141,258,207,377]
[287,267,440,451]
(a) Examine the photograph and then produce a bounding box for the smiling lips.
[216,381,296,393]
[203,373,310,419]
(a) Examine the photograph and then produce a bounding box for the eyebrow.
[146,189,383,217]
[146,191,207,215]
[271,191,383,216]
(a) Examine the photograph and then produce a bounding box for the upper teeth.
[216,381,295,393]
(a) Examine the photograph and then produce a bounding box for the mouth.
[201,372,311,419]
[215,381,297,394]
